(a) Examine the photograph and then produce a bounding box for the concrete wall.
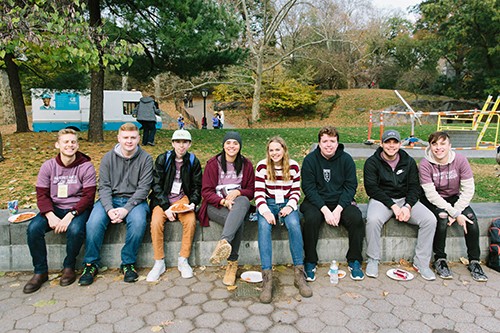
[1,203,498,272]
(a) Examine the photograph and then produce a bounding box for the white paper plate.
[170,204,193,214]
[8,212,37,223]
[240,271,263,283]
[386,268,414,281]
[338,269,347,279]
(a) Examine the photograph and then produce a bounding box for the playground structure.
[365,94,500,150]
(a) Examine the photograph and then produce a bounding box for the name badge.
[171,181,182,194]
[275,192,285,204]
[57,184,68,198]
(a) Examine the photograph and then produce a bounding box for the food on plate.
[170,204,190,213]
[12,212,37,223]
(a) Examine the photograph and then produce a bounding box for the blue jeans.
[83,198,149,266]
[257,199,304,270]
[27,207,91,274]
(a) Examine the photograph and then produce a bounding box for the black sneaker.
[78,263,98,286]
[122,264,139,283]
[433,258,453,279]
[468,260,488,282]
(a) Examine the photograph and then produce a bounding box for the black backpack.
[487,217,500,272]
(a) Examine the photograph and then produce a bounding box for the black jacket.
[301,144,357,209]
[149,150,202,210]
[363,147,421,208]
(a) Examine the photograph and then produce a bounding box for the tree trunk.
[88,69,104,142]
[0,70,15,125]
[251,52,264,122]
[3,53,30,132]
[121,75,128,91]
[0,131,4,162]
[87,0,104,142]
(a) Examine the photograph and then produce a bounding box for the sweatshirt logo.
[396,169,404,175]
[323,169,331,182]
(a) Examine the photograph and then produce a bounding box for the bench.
[1,203,498,271]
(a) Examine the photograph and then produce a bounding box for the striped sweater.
[254,159,301,214]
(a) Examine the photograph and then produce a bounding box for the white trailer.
[31,89,162,132]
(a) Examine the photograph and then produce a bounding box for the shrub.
[261,79,320,117]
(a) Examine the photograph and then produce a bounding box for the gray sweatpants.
[365,198,437,267]
[207,196,251,261]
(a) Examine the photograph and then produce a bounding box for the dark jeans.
[300,199,364,264]
[421,195,480,261]
[27,207,91,274]
[139,120,157,145]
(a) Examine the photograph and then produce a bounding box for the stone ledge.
[1,203,498,271]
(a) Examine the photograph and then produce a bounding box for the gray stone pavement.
[1,263,499,333]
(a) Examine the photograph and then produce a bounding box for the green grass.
[153,126,498,203]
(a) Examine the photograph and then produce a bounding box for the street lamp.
[201,88,208,129]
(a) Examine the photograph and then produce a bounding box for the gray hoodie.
[98,144,153,213]
[133,96,160,122]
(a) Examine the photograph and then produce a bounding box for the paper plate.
[240,271,263,283]
[170,204,193,214]
[386,268,414,281]
[338,269,347,279]
[8,212,37,224]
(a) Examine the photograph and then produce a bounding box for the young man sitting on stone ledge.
[78,123,153,286]
[146,129,202,281]
[364,129,437,281]
[24,128,96,293]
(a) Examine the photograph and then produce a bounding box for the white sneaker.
[366,258,379,278]
[146,260,166,282]
[413,263,436,281]
[178,257,193,279]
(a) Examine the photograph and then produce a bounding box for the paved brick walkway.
[1,263,499,333]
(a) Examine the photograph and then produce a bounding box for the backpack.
[164,150,195,172]
[487,217,500,272]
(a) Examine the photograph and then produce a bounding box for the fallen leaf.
[10,283,20,287]
[227,285,237,291]
[459,257,469,265]
[161,321,174,326]
[382,291,389,296]
[138,275,146,282]
[274,265,287,272]
[151,326,162,332]
[0,272,5,277]
[399,258,412,268]
[345,292,360,299]
[48,273,60,281]
[199,265,206,271]
[34,299,56,307]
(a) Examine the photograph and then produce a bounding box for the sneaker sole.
[305,276,316,282]
[178,267,193,279]
[437,274,453,280]
[413,264,436,281]
[209,243,231,264]
[366,272,378,278]
[146,268,166,282]
[124,276,139,283]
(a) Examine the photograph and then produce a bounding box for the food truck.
[31,89,162,132]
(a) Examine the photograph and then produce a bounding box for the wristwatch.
[70,210,78,216]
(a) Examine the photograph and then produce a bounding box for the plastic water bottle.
[329,260,339,284]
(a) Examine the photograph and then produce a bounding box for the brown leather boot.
[23,272,49,294]
[294,265,313,298]
[259,270,273,303]
[60,268,76,286]
[222,260,238,286]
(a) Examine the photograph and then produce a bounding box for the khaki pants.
[150,196,196,260]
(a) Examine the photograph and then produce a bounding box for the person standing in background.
[133,94,161,146]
